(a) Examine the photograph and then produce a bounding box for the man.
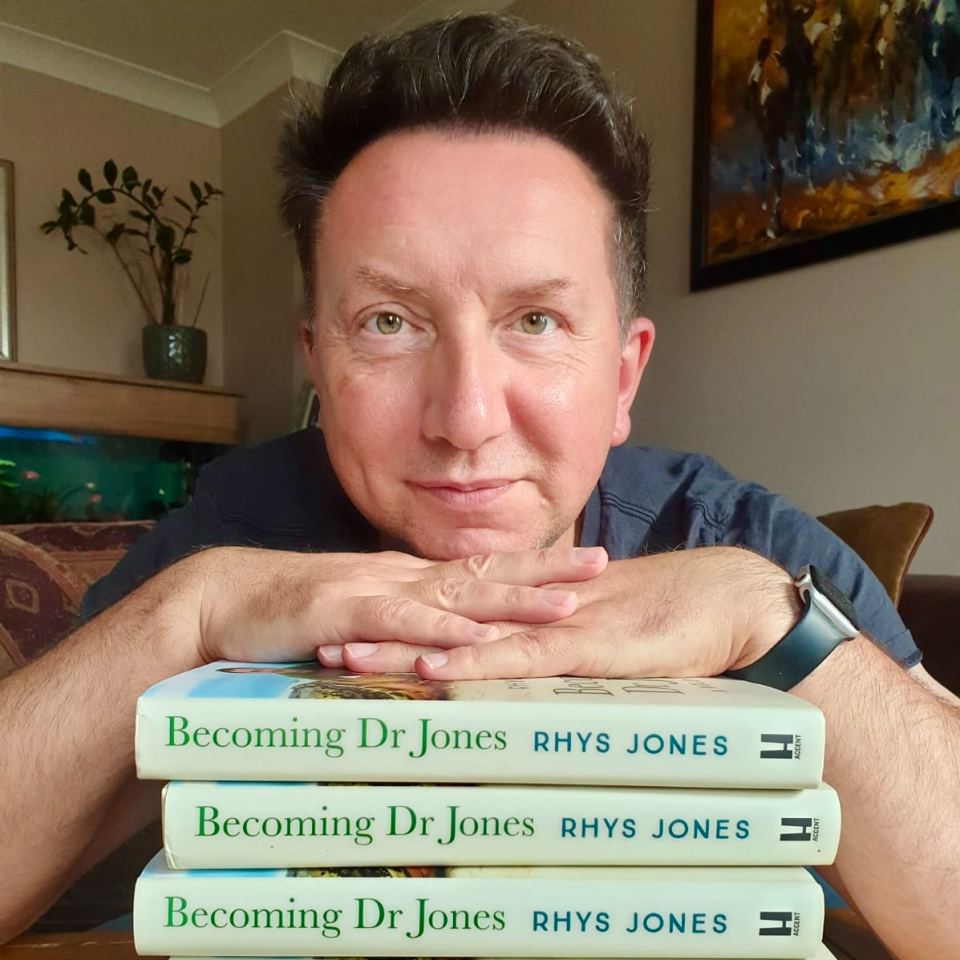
[1,14,957,957]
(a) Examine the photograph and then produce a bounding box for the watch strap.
[725,593,851,691]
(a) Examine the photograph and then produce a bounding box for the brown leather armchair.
[900,574,960,696]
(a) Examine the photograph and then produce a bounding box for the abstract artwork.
[692,0,960,289]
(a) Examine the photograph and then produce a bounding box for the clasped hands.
[185,543,800,680]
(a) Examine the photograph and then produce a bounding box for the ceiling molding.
[211,32,340,127]
[0,22,218,126]
[0,23,341,129]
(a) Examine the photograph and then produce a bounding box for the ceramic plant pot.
[142,325,207,384]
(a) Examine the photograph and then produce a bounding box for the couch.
[0,508,957,947]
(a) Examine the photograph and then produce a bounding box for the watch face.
[809,566,860,631]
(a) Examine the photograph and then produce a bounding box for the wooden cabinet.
[0,363,240,445]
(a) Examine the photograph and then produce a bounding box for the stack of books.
[131,662,842,960]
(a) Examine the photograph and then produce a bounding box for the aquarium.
[0,426,225,524]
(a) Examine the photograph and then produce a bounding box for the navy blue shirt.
[81,428,919,669]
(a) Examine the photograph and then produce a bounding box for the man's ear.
[299,320,320,381]
[611,316,655,447]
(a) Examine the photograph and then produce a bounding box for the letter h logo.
[758,911,794,936]
[760,734,794,759]
[779,817,813,841]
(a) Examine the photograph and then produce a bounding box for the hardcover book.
[168,945,838,960]
[161,781,841,869]
[136,663,825,788]
[134,854,825,958]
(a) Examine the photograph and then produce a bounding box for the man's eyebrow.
[350,266,431,300]
[343,268,579,305]
[502,277,576,301]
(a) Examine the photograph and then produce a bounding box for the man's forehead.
[319,129,614,238]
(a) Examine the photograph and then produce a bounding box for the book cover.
[136,664,825,788]
[134,854,824,958]
[162,781,840,869]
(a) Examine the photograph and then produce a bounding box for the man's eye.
[366,313,404,335]
[516,312,557,335]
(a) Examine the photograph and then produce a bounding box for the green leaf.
[40,220,59,233]
[172,249,193,265]
[105,222,125,245]
[174,196,193,213]
[151,186,164,202]
[129,209,152,222]
[142,192,156,210]
[155,223,175,253]
[104,159,118,185]
[122,165,138,185]
[96,189,116,204]
[61,188,77,206]
[190,180,203,204]
[203,181,214,195]
[78,168,93,192]
[78,204,95,227]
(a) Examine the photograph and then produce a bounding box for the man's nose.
[421,335,511,451]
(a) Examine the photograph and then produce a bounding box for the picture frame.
[0,160,15,361]
[691,0,960,291]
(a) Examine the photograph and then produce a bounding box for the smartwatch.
[725,565,860,690]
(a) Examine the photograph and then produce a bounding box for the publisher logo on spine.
[759,733,801,759]
[758,911,799,936]
[779,817,815,842]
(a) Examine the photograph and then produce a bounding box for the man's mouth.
[413,479,516,508]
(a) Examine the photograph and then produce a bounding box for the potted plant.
[41,161,222,383]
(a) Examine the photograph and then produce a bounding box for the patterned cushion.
[4,521,154,588]
[0,530,87,677]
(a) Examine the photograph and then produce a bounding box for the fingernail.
[317,645,344,666]
[421,652,448,669]
[345,642,377,659]
[472,624,500,641]
[538,589,576,607]
[574,547,605,563]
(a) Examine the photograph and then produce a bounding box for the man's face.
[303,130,653,560]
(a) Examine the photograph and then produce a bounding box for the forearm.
[0,563,203,942]
[794,636,960,960]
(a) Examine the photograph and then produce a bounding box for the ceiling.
[0,0,513,88]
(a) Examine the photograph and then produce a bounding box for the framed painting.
[0,160,15,361]
[691,0,960,290]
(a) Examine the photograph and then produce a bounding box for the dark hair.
[278,14,650,333]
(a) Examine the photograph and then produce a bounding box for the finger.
[323,595,500,648]
[415,627,588,680]
[429,545,608,587]
[317,645,344,668]
[409,578,579,624]
[342,641,445,674]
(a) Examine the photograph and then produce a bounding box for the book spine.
[162,783,841,869]
[137,697,824,788]
[133,870,824,958]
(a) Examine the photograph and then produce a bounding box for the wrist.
[730,552,804,670]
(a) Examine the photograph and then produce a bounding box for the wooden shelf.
[0,362,241,445]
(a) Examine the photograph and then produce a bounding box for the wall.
[1,63,224,383]
[220,84,300,444]
[510,0,960,574]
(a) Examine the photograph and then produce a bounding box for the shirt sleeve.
[706,480,920,670]
[79,470,223,624]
